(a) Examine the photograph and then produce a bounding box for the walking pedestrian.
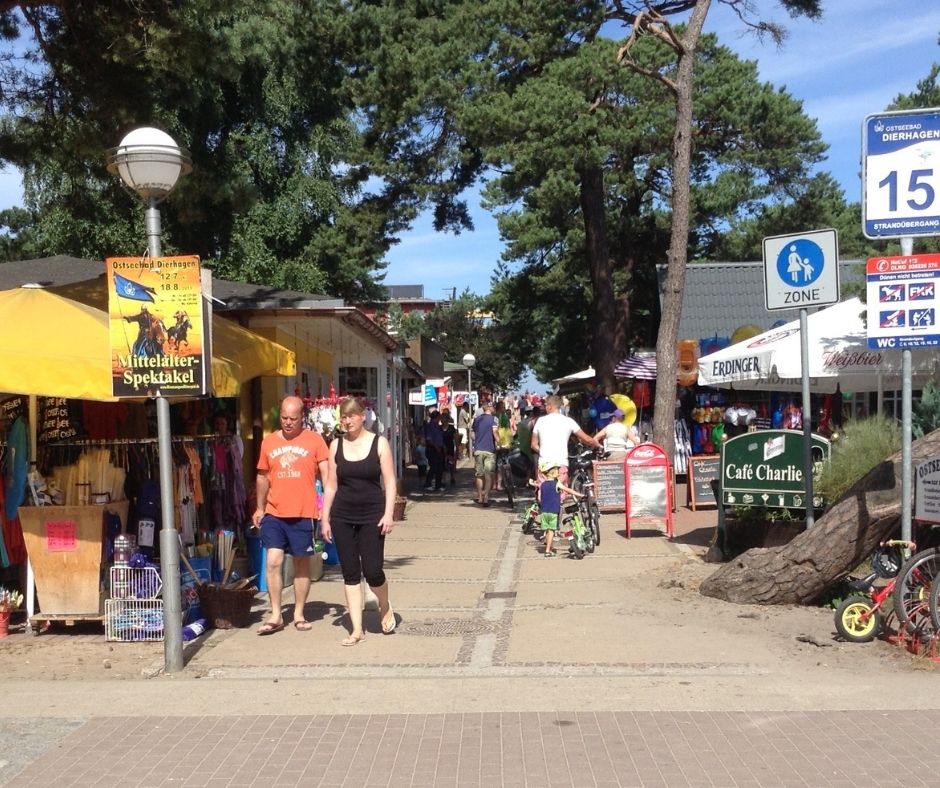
[320,397,399,645]
[252,395,329,635]
[531,395,601,489]
[422,410,445,491]
[471,401,498,506]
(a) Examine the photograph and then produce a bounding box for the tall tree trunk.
[700,428,940,605]
[651,0,710,461]
[579,163,620,390]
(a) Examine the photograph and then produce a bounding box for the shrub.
[814,415,901,505]
[913,380,940,439]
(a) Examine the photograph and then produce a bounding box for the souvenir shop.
[565,359,845,480]
[0,394,252,627]
[0,347,407,637]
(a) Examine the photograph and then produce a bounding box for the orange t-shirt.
[257,429,329,518]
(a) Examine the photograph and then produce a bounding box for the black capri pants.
[331,516,387,587]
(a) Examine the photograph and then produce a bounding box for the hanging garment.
[674,419,692,475]
[3,416,28,521]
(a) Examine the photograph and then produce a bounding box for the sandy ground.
[0,545,928,686]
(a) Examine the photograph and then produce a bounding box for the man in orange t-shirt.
[252,395,329,634]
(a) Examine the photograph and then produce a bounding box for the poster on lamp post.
[106,255,208,398]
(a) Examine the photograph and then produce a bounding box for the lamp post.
[107,127,192,672]
[462,353,476,401]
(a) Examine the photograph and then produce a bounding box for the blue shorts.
[260,515,315,557]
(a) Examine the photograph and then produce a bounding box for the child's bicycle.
[560,496,594,559]
[521,501,540,535]
[834,540,913,643]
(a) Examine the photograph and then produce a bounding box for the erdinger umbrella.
[614,352,658,380]
[696,297,938,393]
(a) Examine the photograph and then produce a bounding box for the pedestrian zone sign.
[762,229,840,311]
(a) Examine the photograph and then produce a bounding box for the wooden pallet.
[29,613,105,633]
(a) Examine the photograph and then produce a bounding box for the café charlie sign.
[720,430,830,510]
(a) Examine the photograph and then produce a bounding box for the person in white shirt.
[530,394,601,487]
[593,408,639,461]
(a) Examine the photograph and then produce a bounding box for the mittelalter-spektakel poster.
[106,256,207,398]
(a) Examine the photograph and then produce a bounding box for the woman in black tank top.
[321,398,399,645]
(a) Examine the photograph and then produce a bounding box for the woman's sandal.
[341,633,365,646]
[381,606,397,635]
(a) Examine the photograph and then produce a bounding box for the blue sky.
[383,1,940,301]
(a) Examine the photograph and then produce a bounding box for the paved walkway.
[3,461,940,786]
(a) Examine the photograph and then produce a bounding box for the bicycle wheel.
[834,596,882,643]
[502,463,515,508]
[930,573,940,632]
[892,547,940,635]
[583,512,595,553]
[583,488,600,547]
[567,516,584,560]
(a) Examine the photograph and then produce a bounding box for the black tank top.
[332,434,384,521]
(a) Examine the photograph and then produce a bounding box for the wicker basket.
[196,584,258,629]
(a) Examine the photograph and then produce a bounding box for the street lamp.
[107,127,191,673]
[462,353,476,399]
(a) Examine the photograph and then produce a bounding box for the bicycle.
[928,558,940,632]
[495,447,515,508]
[569,448,605,549]
[560,495,593,559]
[521,500,540,535]
[833,540,911,643]
[893,544,940,638]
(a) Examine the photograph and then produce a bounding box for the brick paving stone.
[12,709,940,787]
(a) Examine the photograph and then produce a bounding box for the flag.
[113,273,156,302]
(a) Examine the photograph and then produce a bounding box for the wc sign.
[763,229,840,312]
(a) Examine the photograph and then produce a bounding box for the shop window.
[338,367,377,398]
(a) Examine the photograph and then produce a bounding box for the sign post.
[865,254,940,349]
[862,108,940,545]
[763,229,839,526]
[720,430,830,510]
[862,108,940,240]
[762,229,840,312]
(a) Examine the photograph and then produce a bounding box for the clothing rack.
[36,435,230,448]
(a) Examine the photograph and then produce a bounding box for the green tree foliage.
[913,380,940,440]
[0,0,414,301]
[417,290,520,391]
[477,28,826,381]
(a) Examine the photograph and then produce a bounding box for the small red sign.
[46,519,77,551]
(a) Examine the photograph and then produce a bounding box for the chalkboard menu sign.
[687,454,720,511]
[593,460,626,512]
[627,466,668,518]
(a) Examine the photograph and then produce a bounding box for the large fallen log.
[699,428,940,605]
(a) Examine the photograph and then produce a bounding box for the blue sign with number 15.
[863,108,940,239]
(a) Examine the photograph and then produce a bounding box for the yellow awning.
[0,280,296,400]
[0,287,117,400]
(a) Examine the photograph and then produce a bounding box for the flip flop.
[341,633,365,646]
[293,620,313,631]
[381,607,397,635]
[257,621,285,636]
